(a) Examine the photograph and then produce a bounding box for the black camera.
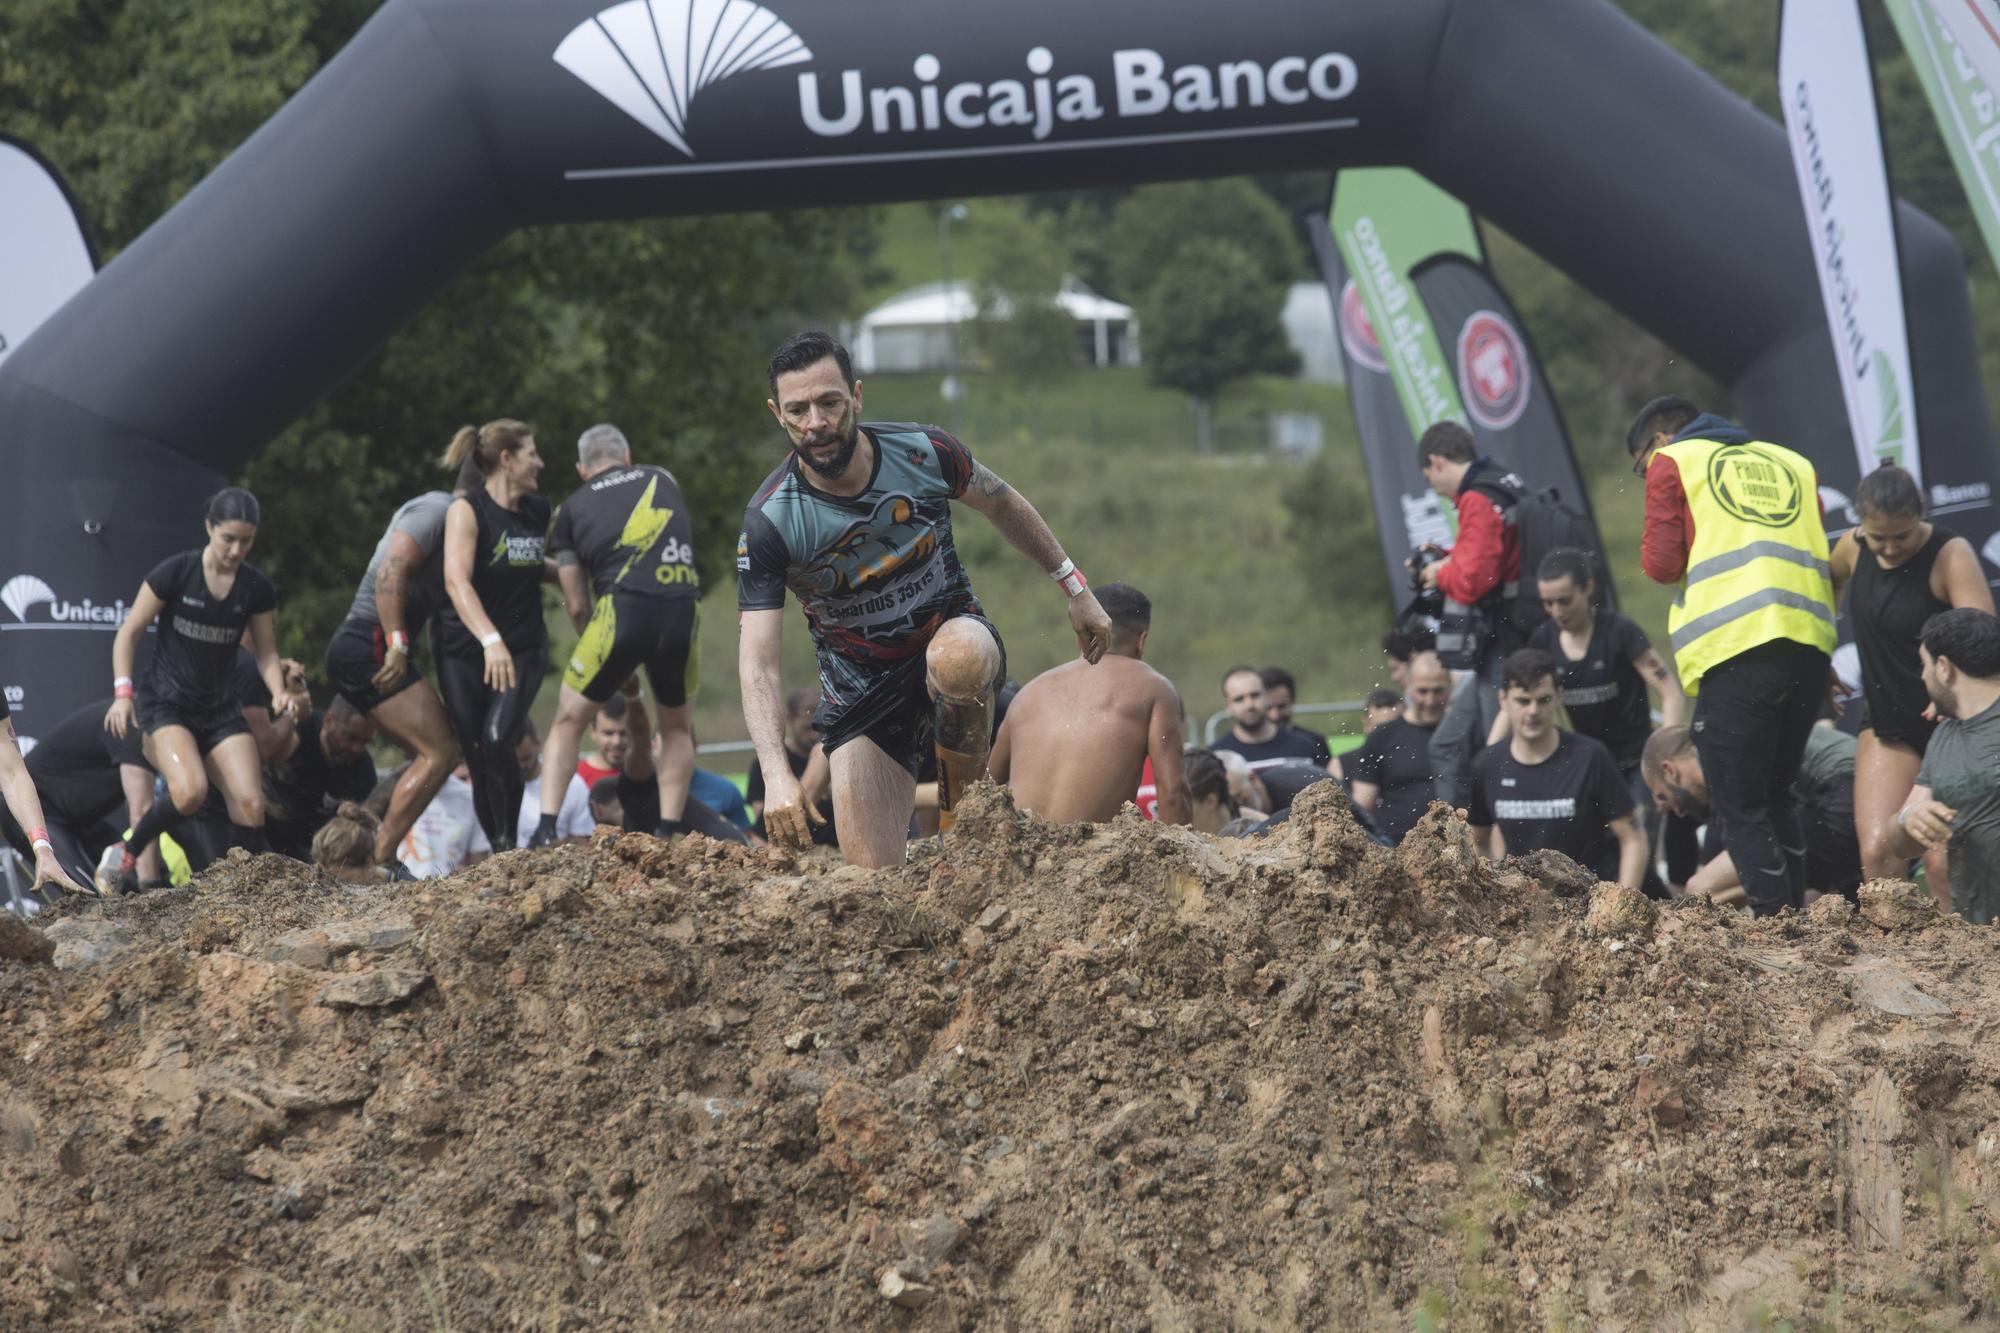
[1407,544,1445,599]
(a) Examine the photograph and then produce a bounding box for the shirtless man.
[989,583,1190,824]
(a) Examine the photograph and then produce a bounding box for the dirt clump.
[5,789,2000,1327]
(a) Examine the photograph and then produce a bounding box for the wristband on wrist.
[113,680,135,700]
[1050,559,1088,598]
[479,632,503,648]
[388,630,409,652]
[29,827,50,853]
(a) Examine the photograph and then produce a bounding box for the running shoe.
[92,843,129,897]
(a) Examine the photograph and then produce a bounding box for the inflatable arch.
[2,0,1994,731]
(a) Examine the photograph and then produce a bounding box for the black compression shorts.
[137,691,247,752]
[564,592,699,706]
[817,615,1006,777]
[326,617,428,714]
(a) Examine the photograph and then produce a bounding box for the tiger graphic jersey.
[737,423,981,709]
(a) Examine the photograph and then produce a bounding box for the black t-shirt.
[141,551,278,713]
[437,489,551,655]
[231,648,272,712]
[263,710,377,858]
[1211,725,1331,772]
[1345,715,1439,843]
[745,744,838,845]
[548,464,699,600]
[22,699,129,825]
[1468,731,1634,881]
[1528,612,1654,767]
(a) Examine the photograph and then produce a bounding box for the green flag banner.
[1884,0,2000,279]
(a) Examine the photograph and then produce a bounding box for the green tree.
[1139,239,1298,452]
[971,208,1077,440]
[1107,179,1304,306]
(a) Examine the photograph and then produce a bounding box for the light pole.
[938,203,968,435]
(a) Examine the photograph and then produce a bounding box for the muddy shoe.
[92,844,131,897]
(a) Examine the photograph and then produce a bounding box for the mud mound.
[5,783,2000,1327]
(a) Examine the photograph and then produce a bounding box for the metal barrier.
[1201,699,1370,746]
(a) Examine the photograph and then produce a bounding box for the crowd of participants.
[1,335,1996,923]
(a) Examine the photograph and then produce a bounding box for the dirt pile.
[5,783,2000,1328]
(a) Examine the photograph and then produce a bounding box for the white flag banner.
[1779,0,1922,482]
[0,139,95,372]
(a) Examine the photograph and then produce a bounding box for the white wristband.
[31,838,52,854]
[113,676,132,689]
[479,632,502,648]
[388,630,409,651]
[1050,559,1088,598]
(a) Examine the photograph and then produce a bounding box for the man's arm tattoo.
[972,462,1011,500]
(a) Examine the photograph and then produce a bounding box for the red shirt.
[1136,757,1159,821]
[576,757,617,789]
[1438,479,1519,605]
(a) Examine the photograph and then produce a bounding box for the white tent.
[1282,281,1342,385]
[851,277,1140,374]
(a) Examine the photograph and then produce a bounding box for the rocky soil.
[4,782,2000,1329]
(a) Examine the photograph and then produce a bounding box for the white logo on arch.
[556,0,813,158]
[1,575,55,623]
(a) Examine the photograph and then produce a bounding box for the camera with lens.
[1407,544,1446,605]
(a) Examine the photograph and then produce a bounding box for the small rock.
[835,972,872,999]
[268,929,332,970]
[273,1182,323,1221]
[962,1091,984,1111]
[1585,884,1656,941]
[316,967,431,1009]
[1858,879,1935,932]
[975,903,1010,933]
[1806,894,1854,926]
[521,891,547,926]
[878,1267,933,1309]
[0,915,53,965]
[902,1213,966,1271]
[1636,1069,1686,1128]
[783,1029,815,1052]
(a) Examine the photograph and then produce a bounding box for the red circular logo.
[1457,310,1530,431]
[1338,279,1388,373]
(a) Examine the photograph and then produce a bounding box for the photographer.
[1408,423,1524,805]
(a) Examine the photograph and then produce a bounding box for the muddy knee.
[927,620,1000,702]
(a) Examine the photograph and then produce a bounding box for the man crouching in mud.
[737,331,1112,867]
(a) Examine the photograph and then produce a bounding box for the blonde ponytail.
[439,419,534,476]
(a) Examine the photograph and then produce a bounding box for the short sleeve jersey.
[548,464,700,600]
[347,492,453,628]
[1210,726,1332,772]
[1468,731,1634,881]
[1528,612,1655,767]
[1916,696,2000,924]
[437,489,552,656]
[737,425,981,708]
[1345,715,1439,842]
[142,551,278,714]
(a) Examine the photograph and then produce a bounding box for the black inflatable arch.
[2,0,1993,731]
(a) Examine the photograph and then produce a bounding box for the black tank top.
[1851,524,1953,745]
[437,487,551,656]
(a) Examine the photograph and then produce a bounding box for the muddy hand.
[31,847,87,899]
[765,799,813,849]
[1069,589,1112,665]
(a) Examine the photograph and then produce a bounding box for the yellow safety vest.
[1662,435,1836,692]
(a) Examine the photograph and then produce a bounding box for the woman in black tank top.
[437,420,552,853]
[1829,465,1994,887]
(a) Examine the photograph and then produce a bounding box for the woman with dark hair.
[1830,463,1994,889]
[435,420,551,853]
[98,488,305,892]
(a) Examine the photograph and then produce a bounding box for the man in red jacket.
[1412,422,1527,805]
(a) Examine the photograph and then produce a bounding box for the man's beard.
[1927,679,1960,720]
[1663,778,1709,821]
[795,419,860,479]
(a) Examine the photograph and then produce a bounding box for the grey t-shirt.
[346,492,452,629]
[1917,695,2000,924]
[1796,725,1857,791]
